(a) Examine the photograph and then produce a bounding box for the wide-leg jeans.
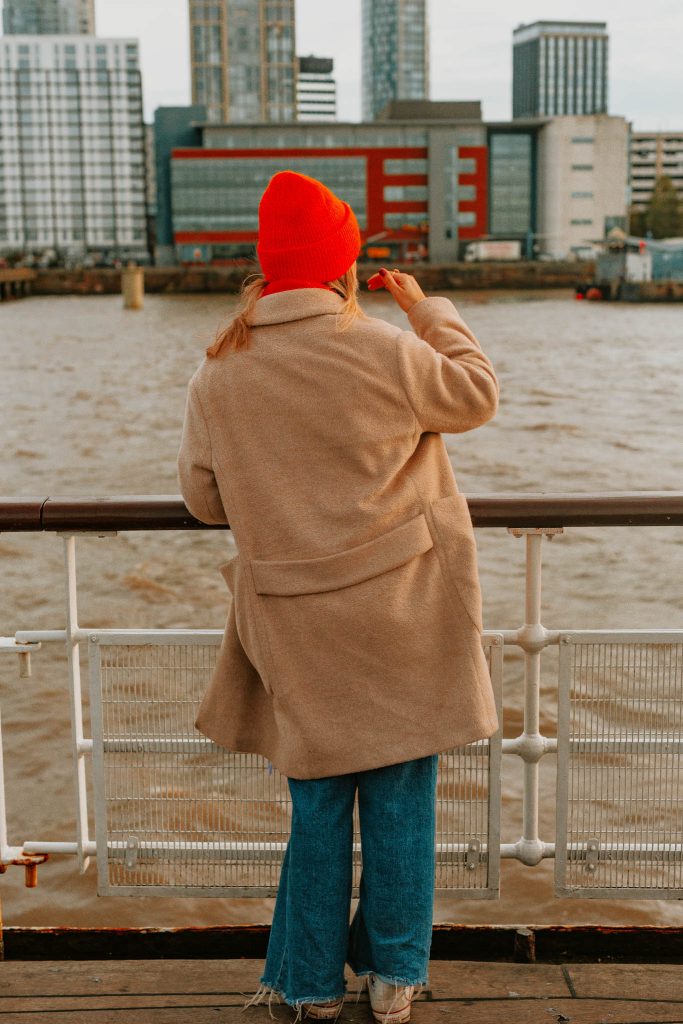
[258,753,439,1008]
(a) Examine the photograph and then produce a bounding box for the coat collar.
[247,288,344,327]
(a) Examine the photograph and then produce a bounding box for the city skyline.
[0,0,679,129]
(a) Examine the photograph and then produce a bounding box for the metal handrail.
[2,492,683,899]
[2,491,683,532]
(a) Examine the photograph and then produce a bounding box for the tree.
[644,175,683,238]
[629,206,647,237]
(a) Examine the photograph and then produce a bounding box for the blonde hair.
[206,262,365,358]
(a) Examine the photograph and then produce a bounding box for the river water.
[1,289,682,929]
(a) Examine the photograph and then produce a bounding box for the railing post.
[61,534,91,874]
[522,531,543,856]
[507,526,563,865]
[0,695,7,960]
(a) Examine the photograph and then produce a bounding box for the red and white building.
[166,105,489,265]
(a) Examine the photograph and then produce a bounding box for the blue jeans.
[259,754,439,1007]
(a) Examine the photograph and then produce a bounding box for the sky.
[3,0,680,129]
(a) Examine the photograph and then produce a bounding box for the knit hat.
[257,170,361,283]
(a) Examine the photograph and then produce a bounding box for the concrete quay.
[29,260,592,296]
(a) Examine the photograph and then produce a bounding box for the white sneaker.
[367,974,415,1024]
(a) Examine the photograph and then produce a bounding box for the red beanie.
[257,170,361,283]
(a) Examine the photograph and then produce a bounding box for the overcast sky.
[4,0,680,128]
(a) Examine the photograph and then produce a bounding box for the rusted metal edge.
[2,924,683,963]
[1,493,683,532]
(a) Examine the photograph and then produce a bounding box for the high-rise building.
[188,0,296,123]
[297,56,336,122]
[513,21,608,119]
[0,36,148,259]
[630,132,683,211]
[2,0,95,35]
[362,0,429,122]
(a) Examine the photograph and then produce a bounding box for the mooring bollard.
[122,262,144,310]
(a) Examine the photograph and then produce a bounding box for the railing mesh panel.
[89,635,500,896]
[556,635,683,897]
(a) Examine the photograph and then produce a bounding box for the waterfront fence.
[1,494,682,900]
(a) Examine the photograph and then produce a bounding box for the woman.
[177,171,500,1023]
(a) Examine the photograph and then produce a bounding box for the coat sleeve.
[394,296,499,434]
[177,378,229,525]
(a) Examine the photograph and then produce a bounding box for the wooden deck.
[1,958,683,1022]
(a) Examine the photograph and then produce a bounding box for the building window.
[570,218,593,225]
[571,191,594,198]
[383,212,428,229]
[384,185,428,201]
[383,158,427,175]
[458,185,476,200]
[572,164,593,171]
[572,136,594,143]
[457,211,476,226]
[457,158,476,174]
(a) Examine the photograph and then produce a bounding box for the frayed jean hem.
[244,979,347,1018]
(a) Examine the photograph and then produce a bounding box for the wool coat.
[177,289,500,779]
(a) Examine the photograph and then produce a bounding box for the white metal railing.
[2,494,683,899]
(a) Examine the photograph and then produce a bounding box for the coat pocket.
[427,493,484,634]
[219,553,239,594]
[217,553,274,696]
[251,512,433,596]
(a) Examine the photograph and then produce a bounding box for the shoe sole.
[371,1005,412,1024]
[302,1000,344,1019]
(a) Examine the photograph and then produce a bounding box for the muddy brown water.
[1,289,683,928]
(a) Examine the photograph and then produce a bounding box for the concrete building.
[188,0,296,124]
[297,56,336,122]
[155,100,628,266]
[163,105,486,265]
[630,131,683,210]
[513,21,608,118]
[153,105,206,266]
[0,36,148,260]
[362,0,429,122]
[536,115,629,258]
[2,0,95,35]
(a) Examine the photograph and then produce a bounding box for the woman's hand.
[367,267,427,313]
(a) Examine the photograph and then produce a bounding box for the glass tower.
[362,0,429,122]
[0,36,147,257]
[2,0,95,34]
[513,21,608,118]
[189,0,296,123]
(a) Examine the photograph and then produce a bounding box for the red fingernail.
[379,268,387,276]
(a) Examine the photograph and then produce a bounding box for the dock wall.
[0,268,36,300]
[29,261,593,296]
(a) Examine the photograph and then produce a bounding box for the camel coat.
[177,290,500,779]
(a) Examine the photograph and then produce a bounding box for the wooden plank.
[0,959,570,1000]
[0,959,263,996]
[3,1000,683,1024]
[414,1003,683,1024]
[427,960,570,997]
[2,959,683,1023]
[567,962,683,999]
